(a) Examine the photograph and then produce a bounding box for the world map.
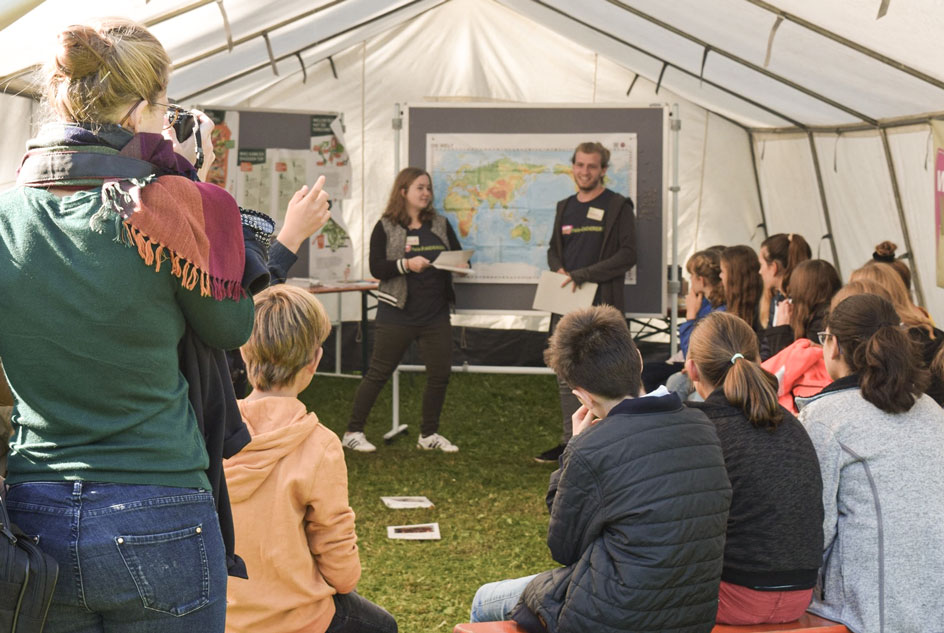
[428,134,636,283]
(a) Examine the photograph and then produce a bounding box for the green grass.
[299,371,563,632]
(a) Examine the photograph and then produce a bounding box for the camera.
[172,111,197,142]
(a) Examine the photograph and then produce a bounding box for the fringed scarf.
[16,122,244,301]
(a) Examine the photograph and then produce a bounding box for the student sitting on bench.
[686,311,823,624]
[469,305,732,633]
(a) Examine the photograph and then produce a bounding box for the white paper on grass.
[432,249,475,274]
[381,496,434,509]
[386,522,441,540]
[532,270,597,315]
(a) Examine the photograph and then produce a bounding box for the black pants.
[347,319,453,437]
[326,592,397,633]
[549,314,581,444]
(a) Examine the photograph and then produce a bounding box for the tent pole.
[0,0,43,31]
[524,0,804,129]
[669,104,681,357]
[175,0,443,103]
[603,0,876,125]
[393,103,402,176]
[807,132,842,278]
[745,0,944,92]
[880,128,926,307]
[748,130,769,240]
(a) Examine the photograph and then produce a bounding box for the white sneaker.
[342,432,376,452]
[417,432,458,453]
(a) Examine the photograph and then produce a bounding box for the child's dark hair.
[544,305,641,399]
[721,245,763,328]
[689,312,783,429]
[761,232,811,291]
[827,294,928,414]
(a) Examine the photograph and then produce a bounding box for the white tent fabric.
[2,0,943,320]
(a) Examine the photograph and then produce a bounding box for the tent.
[3,0,943,321]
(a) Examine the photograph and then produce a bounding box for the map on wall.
[427,133,637,283]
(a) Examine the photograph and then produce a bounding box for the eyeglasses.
[117,99,186,130]
[816,331,835,346]
[153,102,188,130]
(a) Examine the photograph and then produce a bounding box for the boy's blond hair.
[242,285,332,391]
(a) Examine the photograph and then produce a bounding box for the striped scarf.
[16,122,244,301]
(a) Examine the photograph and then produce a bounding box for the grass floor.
[298,371,564,633]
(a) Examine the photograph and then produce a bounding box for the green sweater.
[0,187,254,489]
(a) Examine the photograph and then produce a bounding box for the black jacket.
[515,393,731,633]
[547,190,636,314]
[688,390,823,590]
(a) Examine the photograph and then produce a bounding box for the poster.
[309,208,354,282]
[427,133,637,284]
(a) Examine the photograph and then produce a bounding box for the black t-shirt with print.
[560,189,613,273]
[377,222,450,326]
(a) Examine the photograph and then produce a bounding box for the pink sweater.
[224,397,360,633]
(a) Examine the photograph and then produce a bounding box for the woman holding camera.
[0,19,254,632]
[343,167,466,453]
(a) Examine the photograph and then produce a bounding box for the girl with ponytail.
[759,233,812,328]
[798,294,944,633]
[685,312,823,625]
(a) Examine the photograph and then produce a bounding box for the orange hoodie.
[224,397,360,633]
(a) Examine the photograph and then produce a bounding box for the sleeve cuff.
[397,258,409,275]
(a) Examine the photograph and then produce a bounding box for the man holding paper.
[536,142,637,463]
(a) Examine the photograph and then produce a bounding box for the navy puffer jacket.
[517,393,731,633]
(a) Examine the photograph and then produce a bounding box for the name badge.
[587,207,605,222]
[406,236,420,246]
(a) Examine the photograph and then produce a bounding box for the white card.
[432,249,474,274]
[532,270,598,315]
[386,522,441,540]
[381,496,435,509]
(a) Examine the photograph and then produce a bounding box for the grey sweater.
[798,382,944,633]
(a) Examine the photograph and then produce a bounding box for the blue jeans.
[6,482,227,633]
[470,574,537,622]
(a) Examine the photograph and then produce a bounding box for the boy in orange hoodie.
[224,285,397,633]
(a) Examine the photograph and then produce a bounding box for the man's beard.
[576,177,602,192]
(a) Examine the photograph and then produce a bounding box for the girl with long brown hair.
[720,245,763,330]
[799,294,944,632]
[685,311,823,624]
[758,233,812,327]
[344,167,467,453]
[760,259,841,358]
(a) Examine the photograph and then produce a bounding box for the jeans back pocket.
[115,523,209,616]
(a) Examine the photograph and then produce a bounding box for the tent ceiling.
[1,0,943,131]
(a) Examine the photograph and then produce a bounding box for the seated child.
[686,311,823,624]
[470,305,732,632]
[223,285,397,633]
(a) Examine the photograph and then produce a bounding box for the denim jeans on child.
[6,481,227,633]
[470,574,538,622]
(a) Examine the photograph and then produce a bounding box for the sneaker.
[342,432,377,452]
[417,432,459,453]
[533,443,566,464]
